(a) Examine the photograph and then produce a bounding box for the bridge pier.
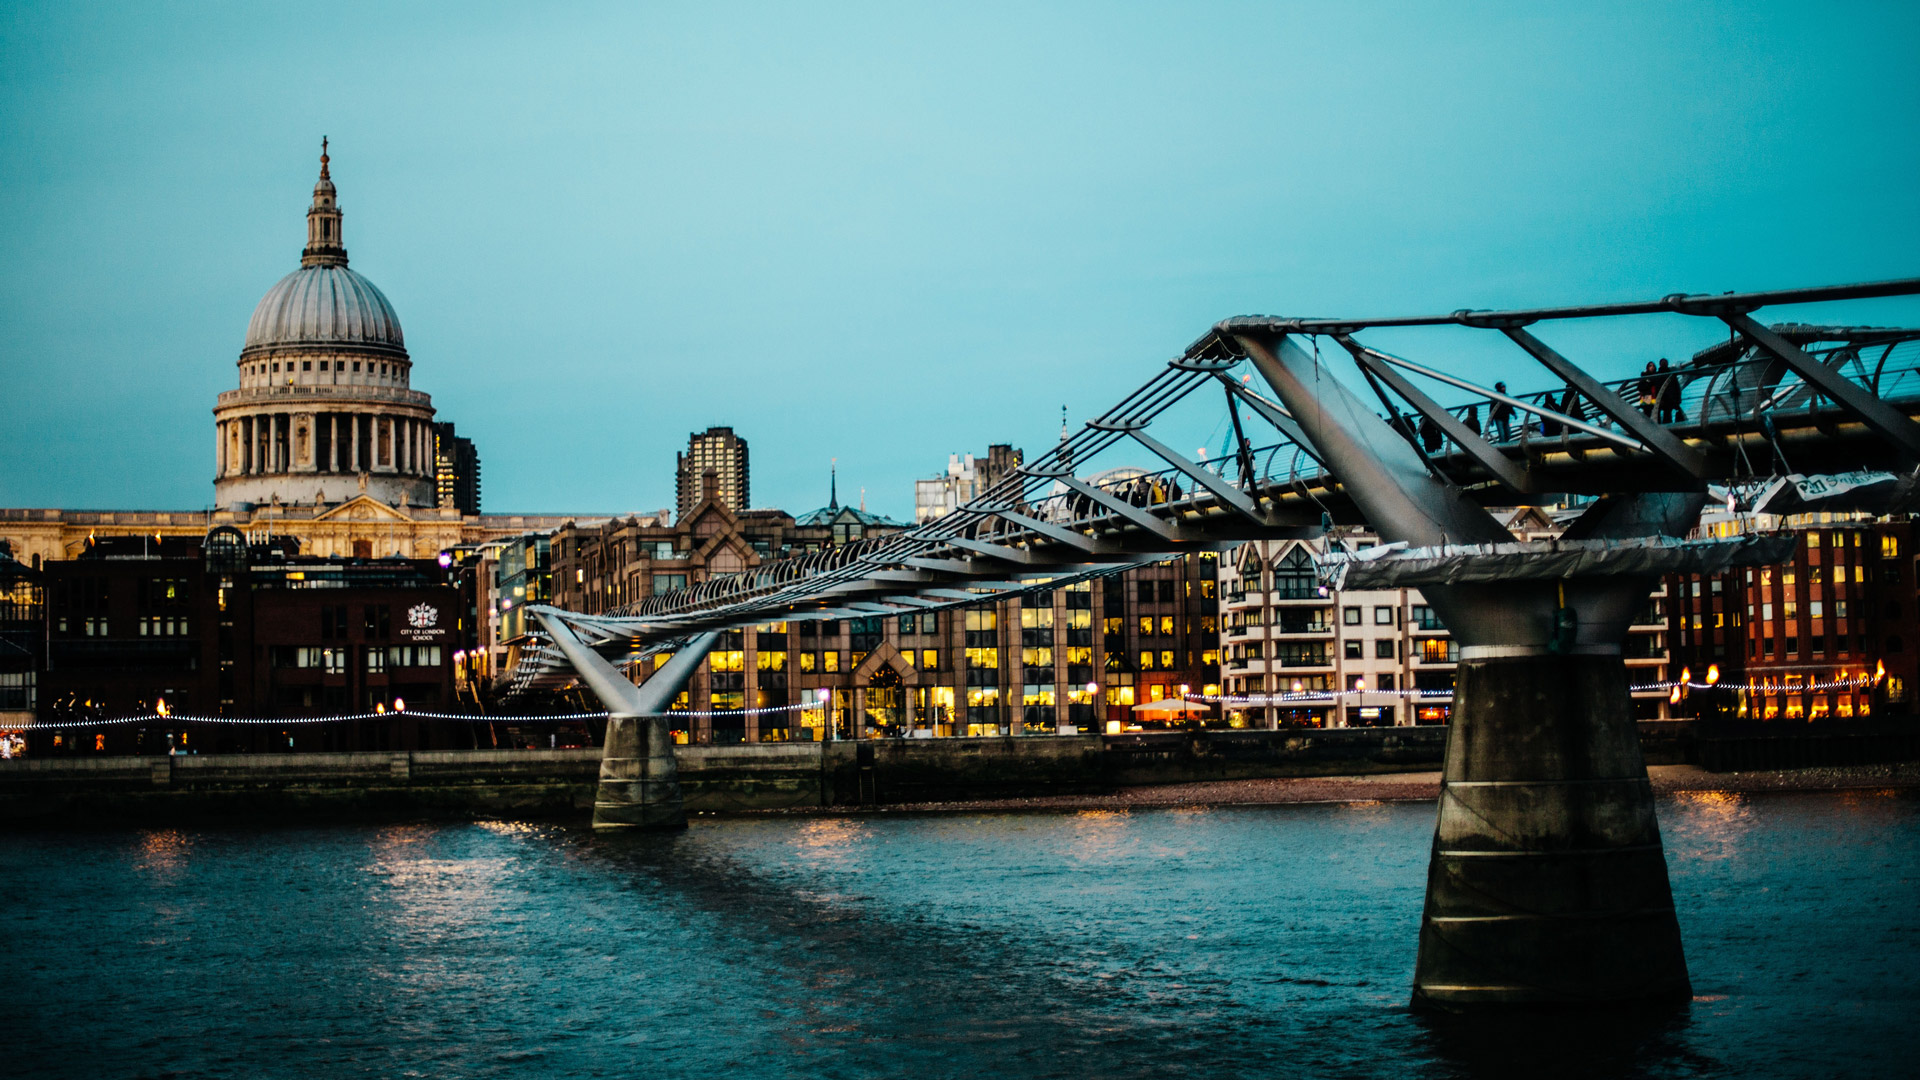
[593,712,691,829]
[534,610,719,830]
[1413,650,1689,1009]
[1235,330,1700,1009]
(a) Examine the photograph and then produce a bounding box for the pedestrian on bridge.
[1656,358,1685,424]
[1489,385,1514,442]
[1418,412,1443,454]
[1638,361,1659,416]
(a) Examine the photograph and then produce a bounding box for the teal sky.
[2,2,1916,518]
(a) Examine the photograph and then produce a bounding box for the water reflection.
[1416,1006,1721,1080]
[6,793,1916,1079]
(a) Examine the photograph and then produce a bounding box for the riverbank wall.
[1,721,1912,823]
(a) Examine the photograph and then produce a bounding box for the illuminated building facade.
[27,530,460,753]
[1217,510,1675,727]
[433,423,482,515]
[675,427,750,518]
[541,481,1221,742]
[1668,515,1916,720]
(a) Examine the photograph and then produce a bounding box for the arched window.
[1274,546,1318,600]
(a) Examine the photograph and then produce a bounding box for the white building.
[1215,508,1671,727]
[913,444,1023,524]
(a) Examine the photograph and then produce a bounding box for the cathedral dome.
[243,265,405,355]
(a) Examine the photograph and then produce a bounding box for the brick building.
[29,529,461,754]
[0,543,41,748]
[1668,514,1915,721]
[528,485,1221,742]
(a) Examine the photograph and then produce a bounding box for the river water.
[5,791,1916,1079]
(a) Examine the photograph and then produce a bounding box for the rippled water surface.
[5,792,1916,1078]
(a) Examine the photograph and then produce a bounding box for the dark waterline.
[5,792,1916,1079]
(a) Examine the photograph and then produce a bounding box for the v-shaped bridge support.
[537,608,720,830]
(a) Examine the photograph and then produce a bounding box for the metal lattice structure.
[510,278,1920,697]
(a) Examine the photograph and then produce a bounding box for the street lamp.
[817,687,833,741]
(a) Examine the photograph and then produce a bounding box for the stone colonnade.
[217,410,435,479]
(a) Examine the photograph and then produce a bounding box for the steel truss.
[510,277,1920,697]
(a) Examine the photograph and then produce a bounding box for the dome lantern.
[302,137,348,269]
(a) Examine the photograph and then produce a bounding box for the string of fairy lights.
[23,665,1883,730]
[1188,664,1882,708]
[21,698,833,731]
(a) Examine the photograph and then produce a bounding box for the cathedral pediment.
[314,495,412,523]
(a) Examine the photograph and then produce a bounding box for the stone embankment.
[1,723,1913,824]
[765,762,1920,817]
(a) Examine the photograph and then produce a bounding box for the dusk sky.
[3,2,1916,518]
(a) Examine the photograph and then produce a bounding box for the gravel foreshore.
[744,761,1920,816]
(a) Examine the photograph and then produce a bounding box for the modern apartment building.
[1216,509,1674,727]
[675,427,750,518]
[432,422,482,515]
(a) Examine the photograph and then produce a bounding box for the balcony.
[216,384,432,409]
[1276,611,1333,634]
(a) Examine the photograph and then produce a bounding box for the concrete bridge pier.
[535,611,718,830]
[1410,582,1691,1010]
[1236,330,1696,1009]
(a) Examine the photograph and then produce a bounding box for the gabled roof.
[793,504,905,528]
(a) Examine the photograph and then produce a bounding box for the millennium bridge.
[514,277,1920,1010]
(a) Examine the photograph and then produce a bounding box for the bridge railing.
[1411,331,1920,457]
